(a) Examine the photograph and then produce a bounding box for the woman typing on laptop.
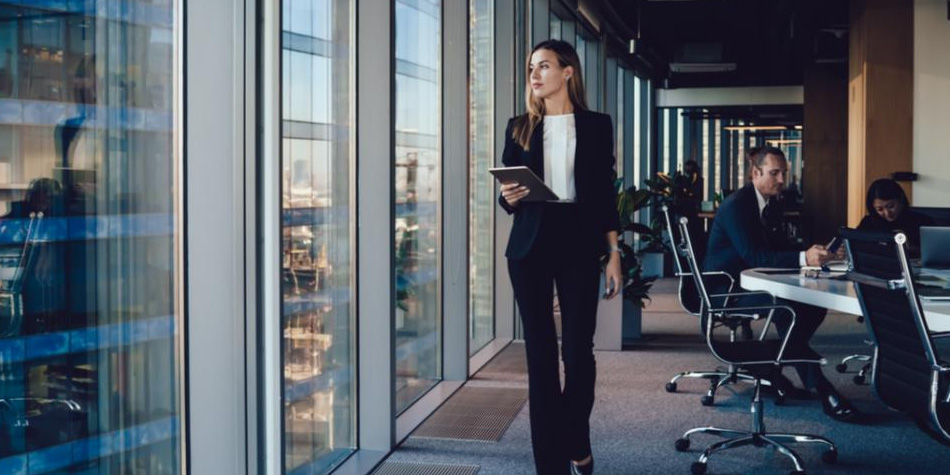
[857,178,934,257]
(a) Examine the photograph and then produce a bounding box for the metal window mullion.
[259,0,282,473]
[442,0,468,381]
[186,0,248,472]
[492,0,516,347]
[357,0,396,453]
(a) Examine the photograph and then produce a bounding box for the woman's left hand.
[604,252,622,300]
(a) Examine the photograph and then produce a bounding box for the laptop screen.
[920,226,950,268]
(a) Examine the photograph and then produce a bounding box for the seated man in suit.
[704,146,860,423]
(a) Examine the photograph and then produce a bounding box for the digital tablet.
[489,166,560,202]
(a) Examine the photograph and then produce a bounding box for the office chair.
[660,206,778,406]
[0,212,44,338]
[673,217,837,474]
[844,229,950,445]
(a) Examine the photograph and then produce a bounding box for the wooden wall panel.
[848,0,914,226]
[803,64,849,243]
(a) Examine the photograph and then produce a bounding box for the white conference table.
[740,268,950,333]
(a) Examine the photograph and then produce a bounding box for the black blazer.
[498,110,620,260]
[703,184,800,281]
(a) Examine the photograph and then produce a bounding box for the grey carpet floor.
[384,278,950,474]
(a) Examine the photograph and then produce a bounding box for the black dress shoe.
[766,373,816,400]
[820,389,862,423]
[571,457,594,475]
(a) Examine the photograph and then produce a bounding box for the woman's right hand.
[501,182,530,207]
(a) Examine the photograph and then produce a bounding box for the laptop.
[920,226,950,269]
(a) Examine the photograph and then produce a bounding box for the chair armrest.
[709,291,776,302]
[705,305,798,362]
[709,304,794,316]
[702,271,736,292]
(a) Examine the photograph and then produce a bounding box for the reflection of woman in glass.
[498,40,620,475]
[858,178,934,256]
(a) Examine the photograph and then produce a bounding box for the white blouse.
[542,114,576,201]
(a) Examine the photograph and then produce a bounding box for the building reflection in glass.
[394,0,442,414]
[279,0,356,473]
[0,1,181,473]
[469,0,494,355]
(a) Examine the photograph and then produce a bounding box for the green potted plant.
[593,178,658,349]
[614,180,659,305]
[642,170,703,276]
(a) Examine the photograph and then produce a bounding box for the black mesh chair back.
[676,217,714,316]
[843,228,947,423]
[662,205,702,315]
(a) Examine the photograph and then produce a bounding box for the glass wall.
[633,76,642,187]
[615,64,624,176]
[655,110,804,201]
[394,0,442,413]
[469,0,493,355]
[0,1,181,473]
[577,35,600,111]
[280,0,356,472]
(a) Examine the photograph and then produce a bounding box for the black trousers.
[508,203,602,475]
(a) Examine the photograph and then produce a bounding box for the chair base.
[676,383,836,473]
[835,354,873,385]
[667,366,775,406]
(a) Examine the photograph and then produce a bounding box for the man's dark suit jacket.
[703,183,800,280]
[497,110,620,260]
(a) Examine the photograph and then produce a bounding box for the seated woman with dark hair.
[858,178,934,256]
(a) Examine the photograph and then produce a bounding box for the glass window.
[662,108,671,174]
[714,118,721,194]
[0,2,181,473]
[677,108,685,172]
[737,125,746,187]
[633,76,641,187]
[469,0,493,355]
[644,80,652,185]
[549,13,562,40]
[394,0,441,413]
[279,0,356,473]
[702,118,710,200]
[576,36,600,110]
[615,65,623,176]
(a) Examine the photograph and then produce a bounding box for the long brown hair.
[512,40,589,150]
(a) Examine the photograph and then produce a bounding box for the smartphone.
[826,237,843,254]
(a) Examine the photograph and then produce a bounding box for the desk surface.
[741,268,950,333]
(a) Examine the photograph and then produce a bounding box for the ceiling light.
[722,125,787,132]
[766,139,802,146]
[668,62,737,73]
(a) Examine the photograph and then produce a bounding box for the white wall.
[657,86,803,108]
[913,0,950,205]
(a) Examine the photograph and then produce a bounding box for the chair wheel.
[666,382,678,393]
[853,374,866,385]
[690,461,707,475]
[835,363,848,373]
[675,438,690,451]
[822,449,838,464]
[701,395,714,406]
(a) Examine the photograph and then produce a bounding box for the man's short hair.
[749,146,787,169]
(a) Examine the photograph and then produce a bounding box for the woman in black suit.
[857,178,934,256]
[498,39,621,475]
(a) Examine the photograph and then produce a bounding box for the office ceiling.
[605,0,849,89]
